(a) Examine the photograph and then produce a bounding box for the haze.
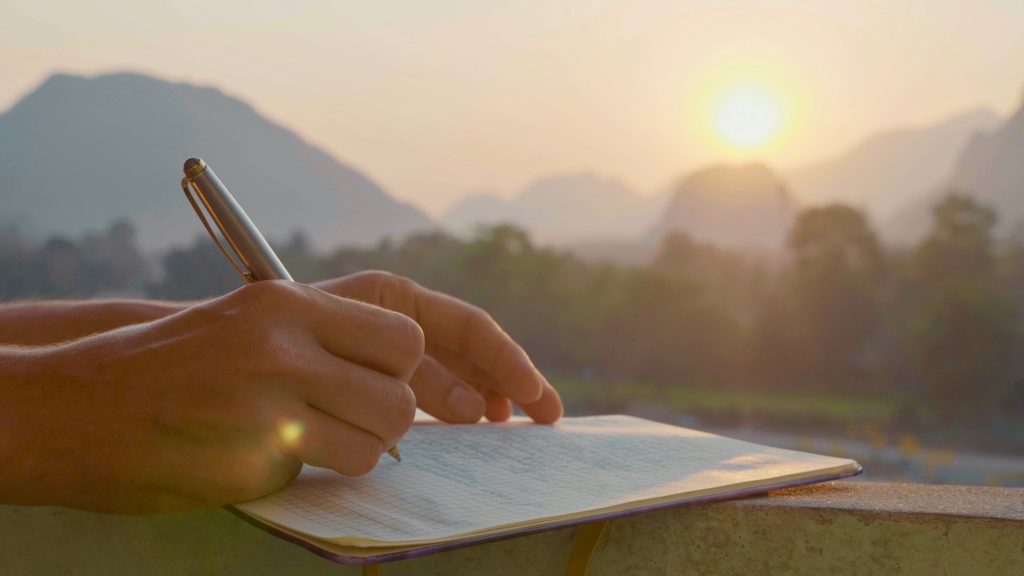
[3,0,1023,215]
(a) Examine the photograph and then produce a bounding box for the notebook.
[234,415,860,565]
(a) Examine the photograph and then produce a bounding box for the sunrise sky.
[3,1,1023,214]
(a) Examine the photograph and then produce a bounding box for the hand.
[315,271,563,425]
[1,281,423,513]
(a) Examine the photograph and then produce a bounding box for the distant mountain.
[441,173,662,245]
[0,72,431,252]
[788,109,1000,221]
[651,164,797,251]
[440,192,509,234]
[884,97,1024,245]
[948,99,1024,230]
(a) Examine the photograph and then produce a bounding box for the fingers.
[311,273,565,423]
[417,294,545,406]
[236,281,424,382]
[428,342,563,424]
[296,350,417,449]
[514,380,564,424]
[303,288,425,382]
[426,342,501,389]
[484,389,513,422]
[324,272,546,407]
[409,355,485,423]
[283,406,387,477]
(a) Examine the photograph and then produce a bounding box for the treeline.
[2,194,1023,429]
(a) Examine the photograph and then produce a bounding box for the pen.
[180,157,402,462]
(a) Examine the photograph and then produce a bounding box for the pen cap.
[182,158,293,282]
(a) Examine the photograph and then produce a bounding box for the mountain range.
[441,173,664,245]
[786,109,1000,221]
[0,72,431,252]
[441,108,1003,253]
[883,104,1024,245]
[3,71,1020,256]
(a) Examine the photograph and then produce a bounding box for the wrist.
[101,299,188,327]
[0,299,187,346]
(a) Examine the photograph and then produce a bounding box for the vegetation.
[2,194,1022,453]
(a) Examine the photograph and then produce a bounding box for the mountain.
[947,99,1024,230]
[787,109,1000,221]
[651,164,797,251]
[441,173,662,245]
[884,97,1024,245]
[440,192,509,234]
[0,72,431,252]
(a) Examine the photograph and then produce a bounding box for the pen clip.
[181,177,257,283]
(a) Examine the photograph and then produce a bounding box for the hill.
[787,109,999,221]
[441,173,661,245]
[0,72,431,252]
[884,97,1024,245]
[651,164,797,251]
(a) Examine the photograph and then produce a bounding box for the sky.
[3,1,1024,215]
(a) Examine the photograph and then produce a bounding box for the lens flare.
[279,421,305,446]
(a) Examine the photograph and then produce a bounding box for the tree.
[913,280,1017,421]
[916,193,997,283]
[783,204,884,386]
[910,194,1019,421]
[150,237,239,299]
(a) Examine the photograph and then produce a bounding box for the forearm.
[0,346,51,505]
[0,300,185,345]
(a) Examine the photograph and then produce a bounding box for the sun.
[711,80,786,151]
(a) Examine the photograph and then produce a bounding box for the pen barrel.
[188,165,293,282]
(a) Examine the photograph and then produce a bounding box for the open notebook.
[234,415,860,564]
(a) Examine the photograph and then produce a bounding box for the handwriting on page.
[237,416,851,546]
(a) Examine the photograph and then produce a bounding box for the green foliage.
[908,193,1021,421]
[917,193,998,282]
[148,236,239,299]
[786,205,885,386]
[3,195,1023,439]
[0,219,149,298]
[911,280,1018,421]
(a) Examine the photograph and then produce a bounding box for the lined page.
[236,415,857,547]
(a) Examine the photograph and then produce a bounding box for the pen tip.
[387,446,401,462]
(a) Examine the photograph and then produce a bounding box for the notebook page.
[236,415,856,547]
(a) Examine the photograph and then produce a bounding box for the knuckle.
[471,306,495,328]
[389,273,418,294]
[362,270,420,310]
[343,437,383,477]
[240,280,306,307]
[388,312,426,366]
[375,380,416,447]
[392,381,418,429]
[358,269,398,286]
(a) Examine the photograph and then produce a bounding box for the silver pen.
[180,157,402,462]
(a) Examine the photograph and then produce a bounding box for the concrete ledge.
[0,482,1020,575]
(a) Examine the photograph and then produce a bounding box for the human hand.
[314,271,563,425]
[2,281,422,513]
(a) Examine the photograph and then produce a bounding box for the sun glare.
[711,81,786,151]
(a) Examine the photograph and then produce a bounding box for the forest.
[1,194,1022,455]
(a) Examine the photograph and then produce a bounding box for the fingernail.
[446,385,485,422]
